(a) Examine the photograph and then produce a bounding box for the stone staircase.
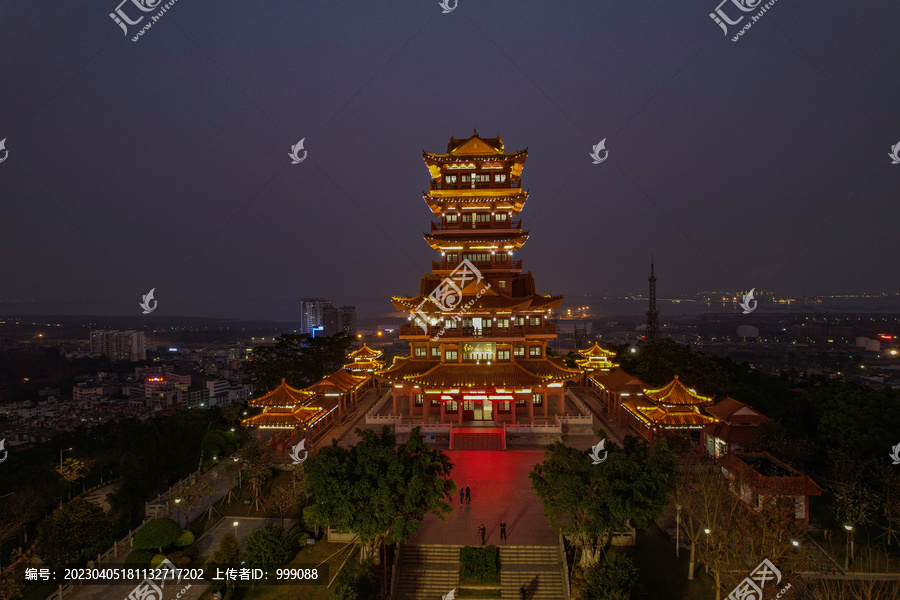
[500,545,566,599]
[396,544,460,600]
[451,429,504,451]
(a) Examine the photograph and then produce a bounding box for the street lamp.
[791,539,800,547]
[59,447,72,471]
[843,524,853,571]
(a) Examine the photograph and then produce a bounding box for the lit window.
[497,349,510,360]
[446,253,458,263]
[414,394,423,406]
[445,175,457,184]
[475,173,490,182]
[414,346,427,357]
[514,346,525,357]
[446,400,458,412]
[515,316,525,327]
[445,319,458,329]
[498,280,506,288]
[445,349,458,361]
[529,316,541,326]
[474,213,491,223]
[532,393,543,406]
[494,173,507,183]
[495,212,508,221]
[529,346,542,357]
[431,346,440,358]
[498,401,511,411]
[445,214,458,224]
[497,318,509,328]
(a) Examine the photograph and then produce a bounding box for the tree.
[616,338,731,398]
[265,477,301,528]
[530,437,675,566]
[238,439,273,512]
[674,462,741,580]
[34,498,111,566]
[305,427,455,563]
[578,554,638,600]
[242,333,352,394]
[210,533,241,588]
[243,523,296,568]
[0,550,31,600]
[132,518,184,554]
[331,558,382,600]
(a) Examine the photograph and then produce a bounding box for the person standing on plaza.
[465,485,471,506]
[478,524,486,545]
[500,520,507,542]
[459,487,465,506]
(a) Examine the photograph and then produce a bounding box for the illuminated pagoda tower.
[378,131,582,426]
[646,257,659,340]
[346,344,385,373]
[575,342,619,374]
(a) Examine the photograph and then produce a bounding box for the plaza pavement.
[407,450,558,547]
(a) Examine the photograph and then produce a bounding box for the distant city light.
[168,347,178,352]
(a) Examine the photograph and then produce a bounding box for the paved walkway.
[82,482,119,512]
[407,450,557,547]
[563,388,631,448]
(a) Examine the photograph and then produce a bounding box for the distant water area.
[571,296,900,318]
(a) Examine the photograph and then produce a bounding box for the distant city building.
[646,259,659,341]
[90,330,146,361]
[300,298,331,336]
[300,298,357,337]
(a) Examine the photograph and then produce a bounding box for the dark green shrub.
[132,518,183,553]
[579,554,638,600]
[244,523,296,568]
[175,530,194,548]
[183,545,200,559]
[331,558,381,600]
[460,546,500,581]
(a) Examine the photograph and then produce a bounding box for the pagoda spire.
[646,256,659,341]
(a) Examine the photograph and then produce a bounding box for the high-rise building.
[301,298,356,337]
[300,298,331,336]
[379,132,582,425]
[90,330,146,362]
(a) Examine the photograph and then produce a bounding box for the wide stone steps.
[499,546,566,600]
[452,431,504,451]
[396,544,461,600]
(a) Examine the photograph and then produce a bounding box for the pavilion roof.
[589,368,647,393]
[377,357,580,388]
[248,379,316,408]
[706,397,770,424]
[578,343,617,358]
[304,369,369,395]
[644,375,714,406]
[348,344,382,359]
[718,452,824,496]
[240,405,324,429]
[622,398,719,429]
[347,359,385,372]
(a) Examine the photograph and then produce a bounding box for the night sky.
[1,0,898,321]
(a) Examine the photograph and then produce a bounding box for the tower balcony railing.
[398,323,557,338]
[431,259,523,271]
[431,181,522,191]
[430,220,522,232]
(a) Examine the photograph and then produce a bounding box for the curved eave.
[424,232,529,251]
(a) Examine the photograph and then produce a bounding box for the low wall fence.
[364,389,395,425]
[45,525,142,600]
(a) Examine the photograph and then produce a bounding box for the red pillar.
[458,398,463,425]
[543,391,549,418]
[528,398,534,424]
